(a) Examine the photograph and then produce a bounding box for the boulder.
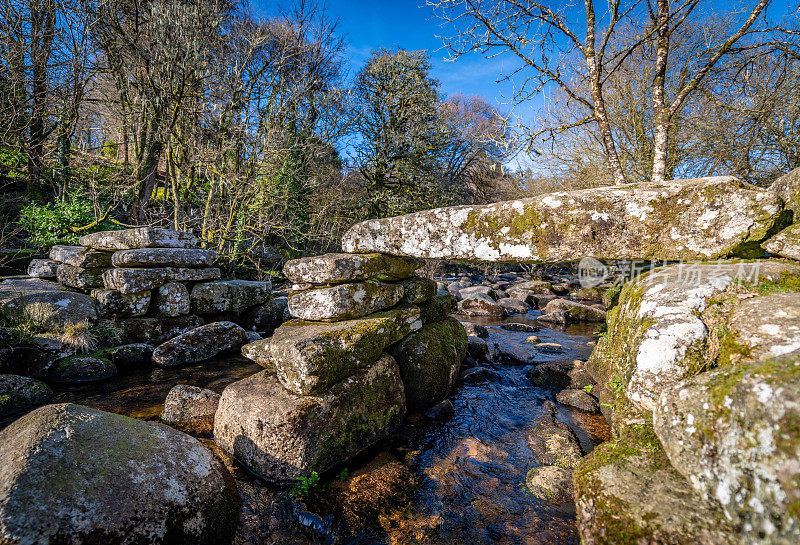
[61,248,112,268]
[726,291,800,362]
[495,342,537,365]
[497,297,529,314]
[0,374,52,417]
[457,294,506,317]
[460,366,499,383]
[769,166,800,216]
[56,263,106,289]
[525,466,574,504]
[653,352,800,543]
[48,245,83,263]
[543,298,606,323]
[342,176,784,261]
[103,267,167,294]
[162,384,221,436]
[163,267,221,282]
[112,314,202,345]
[92,288,150,317]
[397,276,437,304]
[242,307,422,395]
[556,388,600,412]
[574,423,738,545]
[418,294,456,324]
[283,252,423,284]
[190,279,271,314]
[79,227,198,250]
[109,343,154,369]
[762,223,800,260]
[239,301,284,334]
[48,356,116,382]
[153,282,190,317]
[526,400,583,469]
[586,261,800,412]
[424,399,455,420]
[111,247,218,267]
[0,403,238,544]
[467,335,491,362]
[214,354,406,481]
[152,321,248,367]
[461,321,489,338]
[535,310,569,326]
[527,360,574,389]
[389,317,467,411]
[288,281,404,321]
[0,278,97,329]
[26,258,58,278]
[459,285,496,299]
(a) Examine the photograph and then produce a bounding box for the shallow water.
[37,310,608,545]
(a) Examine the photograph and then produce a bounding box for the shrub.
[19,196,102,247]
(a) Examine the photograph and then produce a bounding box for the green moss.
[753,270,800,294]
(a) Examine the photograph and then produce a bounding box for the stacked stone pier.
[214,252,467,481]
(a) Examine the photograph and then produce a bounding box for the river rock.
[762,223,800,260]
[108,343,154,369]
[62,248,112,268]
[424,399,455,420]
[164,267,221,282]
[0,374,52,417]
[342,176,783,262]
[459,285,496,299]
[495,342,536,365]
[190,279,271,314]
[501,316,540,332]
[0,403,238,545]
[419,294,456,323]
[0,277,97,329]
[574,423,738,545]
[48,356,116,382]
[525,466,574,504]
[586,261,800,413]
[112,314,202,345]
[288,281,404,321]
[497,297,529,314]
[56,263,106,289]
[103,267,167,294]
[162,384,221,436]
[556,388,600,412]
[461,321,489,338]
[111,247,217,267]
[543,298,606,323]
[460,366,499,383]
[527,400,583,469]
[242,307,422,395]
[92,288,150,317]
[467,335,491,361]
[284,252,423,284]
[79,227,198,250]
[398,276,437,304]
[527,360,574,389]
[153,282,190,316]
[48,245,83,263]
[26,258,58,278]
[458,294,506,317]
[152,321,248,367]
[653,351,800,544]
[389,317,467,411]
[239,301,284,334]
[214,354,406,481]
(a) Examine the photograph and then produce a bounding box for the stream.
[46,308,609,545]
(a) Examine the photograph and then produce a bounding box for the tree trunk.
[27,0,55,198]
[650,0,671,184]
[135,139,163,224]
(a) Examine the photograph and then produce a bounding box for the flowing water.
[39,309,610,545]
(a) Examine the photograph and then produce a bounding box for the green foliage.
[0,148,26,179]
[18,194,117,247]
[289,471,321,497]
[336,467,349,481]
[584,384,594,394]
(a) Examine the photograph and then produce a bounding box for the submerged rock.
[284,252,423,284]
[526,400,583,469]
[242,307,421,395]
[162,384,221,436]
[424,398,455,420]
[152,321,247,367]
[214,354,406,482]
[342,176,784,262]
[79,227,198,250]
[0,403,238,545]
[525,466,574,504]
[0,374,52,417]
[287,281,403,321]
[389,317,467,411]
[109,343,154,369]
